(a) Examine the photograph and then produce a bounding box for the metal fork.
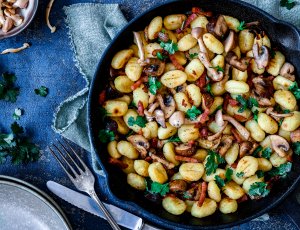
[49,139,121,230]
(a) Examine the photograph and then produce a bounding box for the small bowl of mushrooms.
[0,0,38,39]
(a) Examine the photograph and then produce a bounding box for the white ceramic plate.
[0,175,71,230]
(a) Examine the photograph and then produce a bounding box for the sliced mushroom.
[218,135,234,156]
[46,0,56,33]
[223,115,250,140]
[266,107,293,120]
[2,17,14,33]
[127,135,150,158]
[154,109,166,128]
[290,128,300,143]
[215,109,224,127]
[169,111,185,128]
[149,153,175,169]
[175,155,199,163]
[175,143,196,156]
[133,31,145,63]
[148,93,156,104]
[280,62,296,81]
[252,76,274,99]
[144,58,165,76]
[269,135,290,157]
[1,42,30,54]
[0,7,5,26]
[191,27,224,81]
[169,180,187,193]
[157,94,176,118]
[207,121,228,141]
[225,51,249,71]
[147,102,160,114]
[206,15,228,38]
[13,0,28,8]
[252,44,269,69]
[224,30,236,53]
[239,141,252,158]
[4,9,23,26]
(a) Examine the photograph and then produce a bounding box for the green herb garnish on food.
[225,168,233,182]
[156,52,168,61]
[160,40,178,54]
[268,162,292,177]
[206,83,214,96]
[253,110,259,122]
[186,106,202,120]
[288,82,300,100]
[210,65,224,73]
[34,86,48,97]
[261,147,272,159]
[148,77,162,95]
[236,95,258,113]
[280,0,296,10]
[236,172,244,178]
[166,136,181,143]
[215,175,225,188]
[13,108,23,120]
[205,150,225,175]
[99,107,111,121]
[189,53,198,59]
[252,146,263,157]
[248,182,270,198]
[292,142,300,155]
[0,122,40,165]
[146,179,169,196]
[183,191,193,199]
[237,21,246,31]
[98,129,115,143]
[128,116,147,128]
[0,72,19,103]
[257,170,265,178]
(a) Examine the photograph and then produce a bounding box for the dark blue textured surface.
[0,0,299,229]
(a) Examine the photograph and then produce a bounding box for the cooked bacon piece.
[108,158,128,169]
[175,155,198,163]
[192,7,213,17]
[150,153,175,169]
[231,128,244,143]
[228,98,239,106]
[195,71,207,90]
[198,182,208,207]
[137,101,144,116]
[98,90,106,105]
[237,194,248,203]
[233,114,248,122]
[169,54,185,71]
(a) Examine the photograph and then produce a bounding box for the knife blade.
[46,181,160,230]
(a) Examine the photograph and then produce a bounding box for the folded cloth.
[53,1,300,174]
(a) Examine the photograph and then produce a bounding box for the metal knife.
[46,181,160,230]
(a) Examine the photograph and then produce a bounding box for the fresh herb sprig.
[210,65,224,73]
[205,150,225,175]
[268,162,292,177]
[186,106,201,120]
[0,122,40,164]
[160,40,178,54]
[292,142,300,155]
[166,136,181,143]
[146,179,169,196]
[248,182,270,199]
[236,172,245,178]
[261,147,272,159]
[288,82,300,100]
[148,77,162,95]
[189,53,198,59]
[280,0,296,10]
[0,73,19,103]
[98,129,115,143]
[236,95,259,113]
[237,21,246,31]
[128,116,147,128]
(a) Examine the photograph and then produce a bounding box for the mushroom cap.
[206,15,228,38]
[280,62,295,81]
[269,135,290,157]
[225,51,248,71]
[253,44,269,69]
[224,30,236,53]
[154,109,166,128]
[191,27,205,39]
[175,143,196,156]
[169,111,185,128]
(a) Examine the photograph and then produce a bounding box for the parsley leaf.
[0,73,19,103]
[225,168,233,182]
[166,136,181,143]
[210,65,224,73]
[98,129,115,143]
[261,147,272,159]
[268,162,292,177]
[189,53,198,59]
[292,142,300,155]
[186,106,201,120]
[248,182,270,198]
[288,82,300,100]
[148,77,162,95]
[156,52,168,61]
[215,175,225,188]
[99,107,111,121]
[236,95,258,113]
[160,40,178,54]
[13,108,23,120]
[283,109,291,114]
[253,110,259,122]
[237,21,246,31]
[205,150,225,175]
[206,83,214,96]
[128,116,147,128]
[0,122,40,165]
[183,191,193,199]
[280,0,296,10]
[257,170,265,178]
[146,179,169,196]
[34,86,48,97]
[236,172,244,178]
[252,146,263,157]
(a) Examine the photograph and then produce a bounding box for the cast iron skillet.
[88,0,300,229]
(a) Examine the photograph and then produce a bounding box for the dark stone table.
[0,0,299,229]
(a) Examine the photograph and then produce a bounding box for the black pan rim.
[87,0,300,229]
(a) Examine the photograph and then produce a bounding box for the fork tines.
[48,139,89,180]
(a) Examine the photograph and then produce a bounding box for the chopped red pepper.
[169,54,185,71]
[198,182,207,207]
[199,108,210,124]
[99,90,106,105]
[137,101,144,116]
[192,7,213,17]
[177,13,198,33]
[196,71,207,90]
